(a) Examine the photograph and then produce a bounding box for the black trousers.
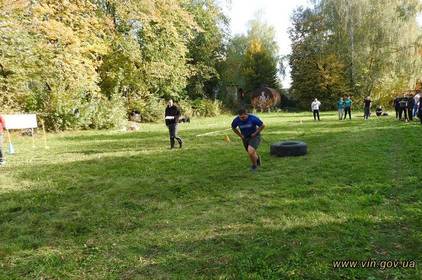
[399,108,408,120]
[167,123,182,148]
[344,107,351,119]
[395,108,400,119]
[364,107,370,119]
[407,108,413,121]
[313,110,320,120]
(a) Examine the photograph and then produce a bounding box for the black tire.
[270,141,307,157]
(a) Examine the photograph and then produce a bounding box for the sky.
[221,0,422,88]
[222,0,312,88]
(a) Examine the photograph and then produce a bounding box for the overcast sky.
[221,0,422,88]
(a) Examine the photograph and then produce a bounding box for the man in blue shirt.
[231,109,265,171]
[343,96,353,120]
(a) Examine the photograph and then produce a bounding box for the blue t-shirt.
[344,98,352,108]
[231,114,263,137]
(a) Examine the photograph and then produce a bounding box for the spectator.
[414,90,420,118]
[398,95,409,122]
[343,96,352,120]
[0,114,5,165]
[407,94,415,121]
[337,97,344,120]
[311,98,321,121]
[418,96,422,124]
[394,96,400,119]
[375,106,388,117]
[364,96,371,120]
[238,88,246,109]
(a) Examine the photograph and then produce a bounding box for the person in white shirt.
[413,91,420,117]
[311,98,321,121]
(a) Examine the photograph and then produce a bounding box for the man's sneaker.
[257,156,261,167]
[179,140,183,148]
[250,165,257,172]
[0,161,5,166]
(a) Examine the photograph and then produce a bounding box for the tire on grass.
[270,141,307,157]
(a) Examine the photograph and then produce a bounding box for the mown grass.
[0,112,421,279]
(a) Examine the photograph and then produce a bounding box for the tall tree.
[182,0,229,99]
[290,0,422,107]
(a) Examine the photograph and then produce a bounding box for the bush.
[88,97,127,130]
[178,99,222,117]
[128,98,167,123]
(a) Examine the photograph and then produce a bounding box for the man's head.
[167,99,173,107]
[238,108,248,121]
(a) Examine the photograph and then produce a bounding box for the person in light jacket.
[311,98,321,121]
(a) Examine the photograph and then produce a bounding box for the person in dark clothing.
[407,94,415,121]
[418,98,422,124]
[394,97,400,119]
[376,106,382,117]
[165,99,183,149]
[238,88,246,109]
[398,95,409,122]
[376,106,388,117]
[363,96,371,120]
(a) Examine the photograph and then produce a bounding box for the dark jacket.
[165,105,181,125]
[394,97,400,109]
[408,97,415,108]
[399,97,408,109]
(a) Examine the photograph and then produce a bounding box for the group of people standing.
[311,96,353,121]
[394,91,421,123]
[337,96,353,120]
[310,93,422,124]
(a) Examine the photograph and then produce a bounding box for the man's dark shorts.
[243,134,261,151]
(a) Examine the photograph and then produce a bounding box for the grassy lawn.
[0,112,421,279]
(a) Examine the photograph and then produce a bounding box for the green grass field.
[1,112,421,279]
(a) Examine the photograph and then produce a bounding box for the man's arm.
[251,124,265,138]
[232,128,244,139]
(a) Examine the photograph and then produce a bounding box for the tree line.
[0,0,283,130]
[1,0,421,130]
[289,0,422,109]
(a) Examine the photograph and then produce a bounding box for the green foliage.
[0,0,227,130]
[220,18,282,109]
[178,98,221,117]
[183,0,228,99]
[290,0,422,108]
[289,8,351,108]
